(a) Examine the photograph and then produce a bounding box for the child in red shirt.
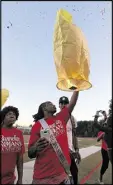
[1,106,25,184]
[28,91,79,184]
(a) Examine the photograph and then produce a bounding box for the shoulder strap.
[39,118,49,129]
[39,119,71,176]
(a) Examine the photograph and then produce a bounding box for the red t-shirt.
[1,127,25,184]
[28,107,71,184]
[97,131,107,151]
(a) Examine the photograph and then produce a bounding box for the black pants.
[107,149,112,164]
[100,148,109,176]
[60,157,78,185]
[70,157,78,184]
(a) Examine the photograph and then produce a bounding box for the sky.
[2,1,112,126]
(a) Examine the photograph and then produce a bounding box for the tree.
[108,99,112,117]
[29,124,32,128]
[107,99,112,127]
[76,120,98,137]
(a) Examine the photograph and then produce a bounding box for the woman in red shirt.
[28,91,79,184]
[97,125,109,184]
[1,106,25,184]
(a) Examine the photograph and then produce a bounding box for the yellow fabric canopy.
[1,89,9,107]
[53,9,92,91]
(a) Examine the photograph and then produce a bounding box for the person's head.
[33,101,56,122]
[106,99,112,128]
[1,106,19,127]
[102,122,107,127]
[59,96,69,110]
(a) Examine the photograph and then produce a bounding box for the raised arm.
[67,91,79,114]
[94,114,112,133]
[97,132,104,142]
[94,122,112,132]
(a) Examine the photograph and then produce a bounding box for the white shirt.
[66,116,77,152]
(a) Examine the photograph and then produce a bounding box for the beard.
[52,109,57,114]
[50,108,57,115]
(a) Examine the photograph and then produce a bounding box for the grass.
[78,137,101,149]
[23,150,112,184]
[23,135,112,184]
[78,151,112,184]
[23,136,101,163]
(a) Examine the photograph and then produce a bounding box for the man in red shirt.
[97,124,109,184]
[28,91,79,184]
[1,106,25,184]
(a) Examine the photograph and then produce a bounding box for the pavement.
[15,146,101,184]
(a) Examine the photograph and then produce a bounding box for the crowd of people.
[1,91,112,184]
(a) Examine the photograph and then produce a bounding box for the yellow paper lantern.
[53,9,92,91]
[1,89,9,107]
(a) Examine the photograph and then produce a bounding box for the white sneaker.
[98,179,104,184]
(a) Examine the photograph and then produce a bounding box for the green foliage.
[76,99,112,137]
[108,99,112,117]
[76,120,98,137]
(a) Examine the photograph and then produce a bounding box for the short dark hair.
[59,96,69,105]
[1,106,19,124]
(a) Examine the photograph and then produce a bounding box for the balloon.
[53,9,92,91]
[1,89,9,107]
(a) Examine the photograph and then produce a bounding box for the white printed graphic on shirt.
[41,120,65,138]
[49,120,65,137]
[1,135,22,153]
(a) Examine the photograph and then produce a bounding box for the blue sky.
[2,1,112,126]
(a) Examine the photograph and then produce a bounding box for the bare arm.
[73,132,79,150]
[28,142,38,159]
[16,154,23,184]
[72,127,81,163]
[71,116,79,150]
[97,133,104,142]
[67,91,79,114]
